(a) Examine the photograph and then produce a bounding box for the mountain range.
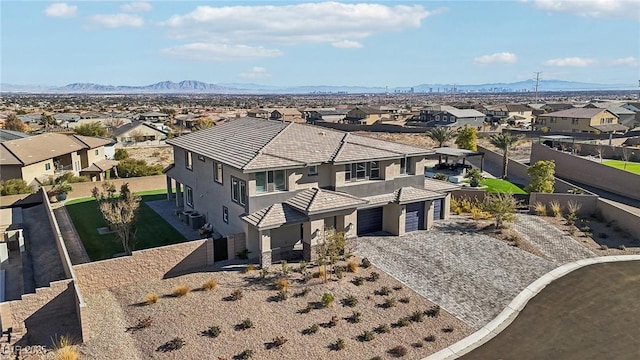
[0,79,635,94]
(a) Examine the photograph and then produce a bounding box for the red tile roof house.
[165,118,455,266]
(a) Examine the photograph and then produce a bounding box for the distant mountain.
[1,79,635,94]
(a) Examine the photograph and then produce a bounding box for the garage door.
[433,199,442,221]
[405,202,425,233]
[357,207,383,235]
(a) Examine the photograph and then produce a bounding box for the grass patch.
[479,178,527,194]
[66,191,186,260]
[602,160,640,175]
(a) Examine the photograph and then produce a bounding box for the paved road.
[460,261,640,360]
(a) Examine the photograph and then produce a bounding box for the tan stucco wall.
[21,159,55,183]
[383,203,402,236]
[81,146,105,169]
[539,111,619,133]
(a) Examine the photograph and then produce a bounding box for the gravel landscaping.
[79,259,472,359]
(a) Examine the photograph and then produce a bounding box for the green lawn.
[479,178,527,194]
[602,160,640,175]
[66,190,186,261]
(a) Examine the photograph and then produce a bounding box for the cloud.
[544,57,595,67]
[44,3,77,18]
[473,52,518,65]
[162,2,437,45]
[91,14,144,28]
[530,0,640,20]
[610,57,639,67]
[240,67,272,80]
[161,43,283,61]
[120,2,153,13]
[332,40,363,48]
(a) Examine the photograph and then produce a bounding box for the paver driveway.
[354,217,556,329]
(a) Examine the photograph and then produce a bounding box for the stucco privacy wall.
[596,199,640,240]
[531,143,640,200]
[73,238,214,294]
[529,193,599,216]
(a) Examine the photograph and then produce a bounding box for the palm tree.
[489,132,525,179]
[426,127,458,164]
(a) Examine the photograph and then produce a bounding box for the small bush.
[534,202,547,216]
[54,335,79,360]
[298,304,313,314]
[114,148,129,160]
[360,330,375,342]
[317,267,326,279]
[145,293,159,305]
[347,311,362,324]
[388,345,408,357]
[374,324,390,334]
[117,158,163,178]
[237,349,254,359]
[412,341,424,348]
[382,297,397,309]
[267,336,288,349]
[299,260,308,273]
[156,337,185,352]
[367,272,380,282]
[394,317,410,327]
[259,268,268,279]
[399,297,410,304]
[409,310,425,323]
[376,286,392,296]
[341,295,358,307]
[202,326,221,338]
[0,179,33,196]
[348,259,359,273]
[276,277,289,291]
[442,326,454,333]
[172,285,189,297]
[425,305,440,318]
[393,285,403,291]
[328,315,339,327]
[127,316,153,333]
[231,289,244,301]
[549,201,562,217]
[334,338,346,350]
[424,334,436,342]
[242,264,257,273]
[276,290,289,301]
[335,266,344,279]
[580,225,591,232]
[281,260,290,276]
[295,287,311,298]
[471,207,492,220]
[203,279,217,291]
[236,319,254,330]
[351,276,365,286]
[322,292,335,308]
[361,257,372,268]
[600,244,609,250]
[618,244,626,251]
[568,228,576,236]
[303,323,319,335]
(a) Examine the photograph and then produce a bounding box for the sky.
[1,0,639,87]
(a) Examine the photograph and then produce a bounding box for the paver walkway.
[355,217,555,329]
[512,214,595,264]
[54,206,90,265]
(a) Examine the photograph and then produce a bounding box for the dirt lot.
[80,257,472,360]
[126,146,173,167]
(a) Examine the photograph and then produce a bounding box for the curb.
[423,255,640,360]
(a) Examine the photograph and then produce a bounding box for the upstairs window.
[255,170,287,193]
[308,165,318,176]
[231,177,247,206]
[400,157,414,175]
[185,186,193,207]
[185,151,193,170]
[345,161,381,182]
[213,161,223,184]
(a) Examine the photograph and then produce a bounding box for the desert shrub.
[471,207,492,220]
[55,172,89,183]
[117,158,163,178]
[374,324,391,334]
[460,198,474,213]
[442,326,454,333]
[567,228,576,236]
[566,212,578,226]
[322,292,335,308]
[600,244,609,250]
[298,304,313,314]
[276,277,289,291]
[361,257,372,268]
[276,290,289,301]
[156,337,184,352]
[412,341,424,348]
[409,310,425,323]
[393,285,403,291]
[54,335,78,360]
[202,326,221,338]
[399,297,410,304]
[394,317,410,327]
[341,295,358,307]
[281,260,290,275]
[382,297,397,309]
[267,336,288,349]
[295,287,311,298]
[259,268,268,279]
[584,231,593,238]
[0,179,33,196]
[127,316,153,332]
[580,226,591,233]
[145,293,159,305]
[172,285,189,297]
[203,279,217,291]
[242,264,257,273]
[533,202,547,216]
[351,276,365,286]
[618,244,626,251]
[548,201,562,217]
[237,319,254,330]
[237,349,254,359]
[327,315,339,327]
[335,266,344,279]
[347,311,362,324]
[317,267,326,279]
[450,196,461,213]
[376,286,392,296]
[425,305,440,318]
[334,338,346,350]
[424,334,436,342]
[367,272,380,282]
[388,345,408,357]
[598,232,608,239]
[347,259,359,273]
[303,323,319,335]
[114,148,129,160]
[231,289,243,301]
[566,200,582,216]
[299,260,308,273]
[360,330,375,342]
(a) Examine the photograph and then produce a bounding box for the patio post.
[259,230,272,267]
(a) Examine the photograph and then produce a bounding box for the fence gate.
[214,238,228,262]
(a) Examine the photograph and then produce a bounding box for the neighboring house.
[583,103,637,128]
[0,133,113,184]
[112,121,168,146]
[270,108,303,122]
[307,109,350,124]
[247,109,272,119]
[424,108,486,127]
[138,111,169,122]
[0,129,30,142]
[535,108,627,133]
[344,107,386,125]
[165,118,452,266]
[484,104,533,126]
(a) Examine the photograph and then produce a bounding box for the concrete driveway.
[354,217,555,329]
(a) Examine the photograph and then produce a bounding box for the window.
[345,161,381,182]
[185,186,193,207]
[400,157,407,175]
[231,177,246,206]
[354,162,366,180]
[344,164,351,182]
[213,162,223,184]
[308,165,318,176]
[185,151,193,170]
[94,149,99,156]
[400,157,413,175]
[369,161,380,179]
[45,163,51,171]
[255,170,287,193]
[222,206,229,224]
[406,157,414,174]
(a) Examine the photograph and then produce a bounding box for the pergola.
[429,147,486,172]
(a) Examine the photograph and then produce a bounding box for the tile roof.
[242,203,308,230]
[81,159,119,173]
[445,109,486,118]
[1,133,87,165]
[285,188,368,215]
[71,135,113,149]
[424,178,463,192]
[0,145,21,165]
[591,124,629,132]
[112,121,166,137]
[0,129,30,143]
[362,186,444,206]
[542,108,609,118]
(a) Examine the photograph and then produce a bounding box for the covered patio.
[425,147,485,182]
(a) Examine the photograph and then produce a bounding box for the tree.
[465,168,484,187]
[621,147,634,170]
[74,121,107,137]
[526,160,555,193]
[92,183,141,255]
[482,192,518,228]
[0,179,33,195]
[426,127,457,148]
[114,148,129,160]
[489,132,525,179]
[455,125,477,151]
[4,113,27,132]
[103,118,126,134]
[40,113,57,128]
[193,117,215,131]
[316,228,346,283]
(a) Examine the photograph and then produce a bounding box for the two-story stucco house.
[535,108,627,133]
[344,107,386,125]
[165,118,453,266]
